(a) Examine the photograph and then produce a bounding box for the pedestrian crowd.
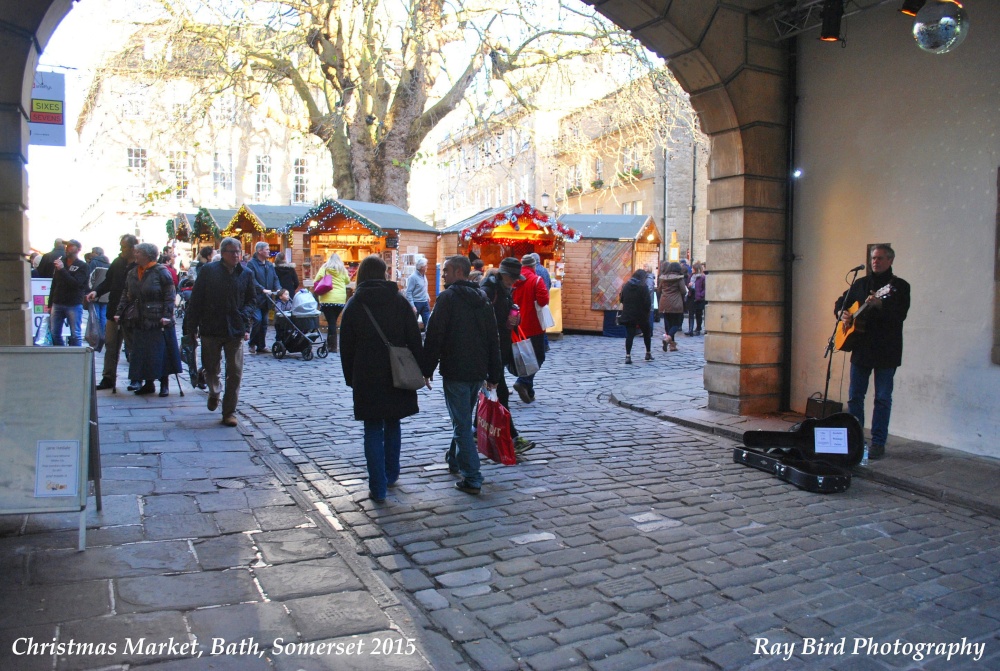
[41,232,706,501]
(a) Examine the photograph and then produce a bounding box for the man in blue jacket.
[422,256,503,495]
[184,237,258,427]
[246,241,280,354]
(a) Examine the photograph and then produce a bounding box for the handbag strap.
[361,303,393,350]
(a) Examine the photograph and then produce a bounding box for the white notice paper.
[34,440,80,497]
[814,427,849,455]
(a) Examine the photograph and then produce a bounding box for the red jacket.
[512,266,550,338]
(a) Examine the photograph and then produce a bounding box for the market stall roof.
[557,214,659,242]
[230,205,313,234]
[289,199,436,235]
[440,201,580,243]
[202,208,239,230]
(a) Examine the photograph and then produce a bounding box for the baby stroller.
[269,290,327,360]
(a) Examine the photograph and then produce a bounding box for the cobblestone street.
[234,332,1000,670]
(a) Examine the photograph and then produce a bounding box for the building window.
[255,155,272,200]
[169,151,188,200]
[594,157,604,182]
[213,152,233,194]
[126,147,147,201]
[293,158,309,203]
[520,174,529,200]
[595,207,603,214]
[127,147,147,170]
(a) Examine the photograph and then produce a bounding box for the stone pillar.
[589,0,789,414]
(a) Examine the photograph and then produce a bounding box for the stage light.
[900,0,926,16]
[820,0,844,42]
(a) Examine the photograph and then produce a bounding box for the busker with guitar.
[834,244,910,460]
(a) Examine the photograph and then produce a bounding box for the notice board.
[0,347,92,515]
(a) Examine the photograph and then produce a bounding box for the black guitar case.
[733,413,864,493]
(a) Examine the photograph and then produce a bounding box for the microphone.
[848,264,865,272]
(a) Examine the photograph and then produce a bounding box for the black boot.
[158,377,169,397]
[96,377,115,391]
[127,380,141,392]
[135,381,155,395]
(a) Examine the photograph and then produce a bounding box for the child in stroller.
[270,289,328,360]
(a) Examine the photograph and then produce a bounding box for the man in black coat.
[481,258,535,455]
[834,244,910,460]
[48,239,88,346]
[422,256,503,495]
[246,241,280,354]
[36,238,65,279]
[184,237,258,427]
[90,235,137,389]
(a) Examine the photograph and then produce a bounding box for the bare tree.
[116,0,642,209]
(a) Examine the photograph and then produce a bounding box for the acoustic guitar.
[834,284,892,352]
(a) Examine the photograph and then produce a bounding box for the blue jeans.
[94,302,108,335]
[848,364,896,447]
[363,418,401,500]
[413,301,431,329]
[250,303,269,350]
[50,304,83,346]
[443,379,483,488]
[515,334,546,394]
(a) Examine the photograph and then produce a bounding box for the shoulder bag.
[362,303,425,390]
[533,277,555,330]
[313,271,333,296]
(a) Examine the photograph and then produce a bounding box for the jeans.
[413,301,431,330]
[94,302,108,336]
[515,334,546,394]
[625,321,652,355]
[443,379,483,488]
[250,303,270,350]
[363,418,401,500]
[687,300,705,333]
[848,364,896,447]
[201,335,245,417]
[50,303,83,346]
[663,313,684,340]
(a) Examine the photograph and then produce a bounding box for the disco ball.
[913,0,969,54]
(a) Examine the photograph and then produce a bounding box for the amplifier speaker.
[805,396,843,419]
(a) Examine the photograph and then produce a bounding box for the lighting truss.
[759,0,898,40]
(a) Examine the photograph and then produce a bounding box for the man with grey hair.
[405,255,431,329]
[834,244,910,460]
[246,241,280,353]
[184,237,258,427]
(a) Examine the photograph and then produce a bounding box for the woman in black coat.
[339,255,424,503]
[115,242,182,396]
[619,268,653,364]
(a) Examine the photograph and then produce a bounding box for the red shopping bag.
[476,389,517,466]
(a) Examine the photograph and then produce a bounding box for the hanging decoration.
[192,208,221,242]
[458,200,580,244]
[222,205,269,237]
[166,218,175,240]
[175,218,190,242]
[287,199,383,237]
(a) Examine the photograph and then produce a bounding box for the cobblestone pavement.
[234,332,1000,670]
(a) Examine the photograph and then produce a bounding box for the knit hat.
[520,253,537,268]
[499,257,526,281]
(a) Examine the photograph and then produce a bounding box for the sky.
[27,0,137,252]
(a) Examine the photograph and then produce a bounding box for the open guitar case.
[733,413,864,493]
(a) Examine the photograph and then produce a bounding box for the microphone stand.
[822,266,863,413]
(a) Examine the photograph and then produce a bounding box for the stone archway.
[589,0,789,414]
[0,0,73,345]
[0,0,789,414]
